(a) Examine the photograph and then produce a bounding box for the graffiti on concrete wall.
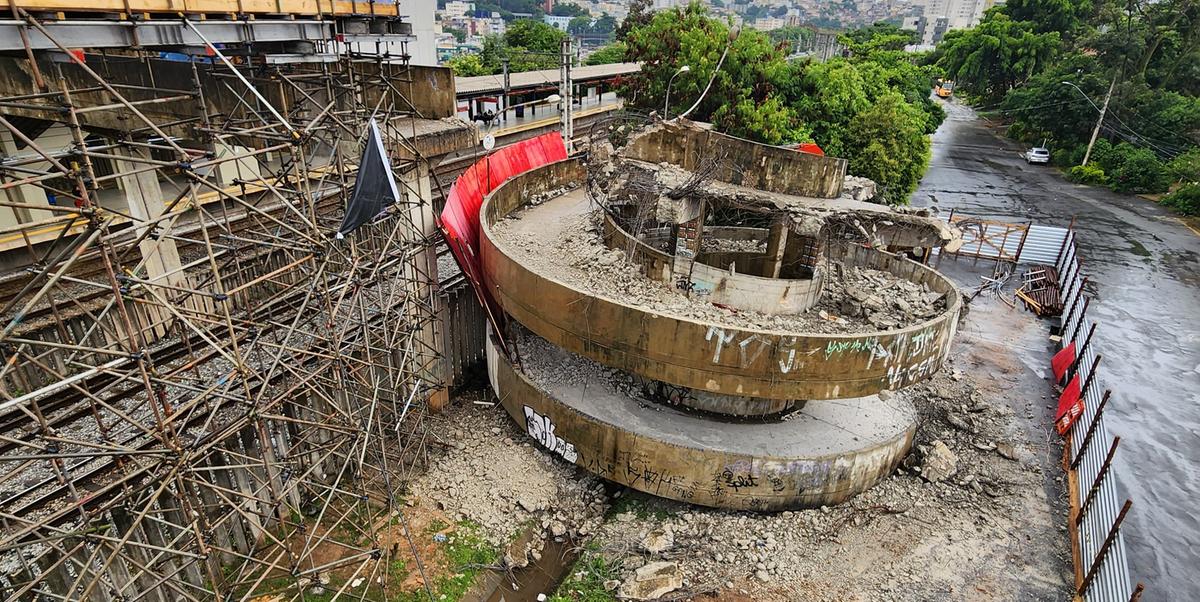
[523,405,578,462]
[702,320,953,388]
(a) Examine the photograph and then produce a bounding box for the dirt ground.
[408,261,1074,602]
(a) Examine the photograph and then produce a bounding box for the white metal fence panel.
[1056,229,1136,602]
[1019,224,1068,265]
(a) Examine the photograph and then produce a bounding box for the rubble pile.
[411,406,610,556]
[699,237,768,254]
[553,361,1068,601]
[818,265,948,330]
[492,209,946,335]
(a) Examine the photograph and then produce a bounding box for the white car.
[1025,147,1050,164]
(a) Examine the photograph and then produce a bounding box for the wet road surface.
[912,100,1200,601]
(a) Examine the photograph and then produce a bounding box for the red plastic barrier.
[1051,341,1076,382]
[797,142,824,156]
[437,132,568,334]
[1055,374,1084,435]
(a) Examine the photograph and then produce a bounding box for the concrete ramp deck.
[480,159,961,402]
[490,331,917,510]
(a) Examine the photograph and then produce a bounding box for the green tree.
[621,4,794,131]
[1002,0,1092,34]
[616,0,653,40]
[585,42,627,66]
[714,95,808,146]
[936,10,1060,102]
[619,5,941,205]
[446,53,488,76]
[568,15,592,34]
[843,91,932,203]
[592,14,617,34]
[505,19,566,53]
[1168,148,1200,183]
[551,2,588,17]
[841,22,917,51]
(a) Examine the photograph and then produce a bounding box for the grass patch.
[426,518,449,534]
[607,491,674,521]
[548,545,620,602]
[437,521,501,600]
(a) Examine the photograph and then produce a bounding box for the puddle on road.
[1128,240,1152,257]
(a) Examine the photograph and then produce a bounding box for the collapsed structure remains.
[0,3,977,595]
[482,122,965,510]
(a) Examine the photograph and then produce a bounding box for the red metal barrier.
[437,132,568,342]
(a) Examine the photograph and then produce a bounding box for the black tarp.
[336,119,400,238]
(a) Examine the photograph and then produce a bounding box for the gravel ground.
[410,291,1071,602]
[409,398,611,561]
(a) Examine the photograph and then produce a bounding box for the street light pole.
[560,38,574,153]
[664,65,691,120]
[1063,77,1116,166]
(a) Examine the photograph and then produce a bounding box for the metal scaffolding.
[0,10,448,601]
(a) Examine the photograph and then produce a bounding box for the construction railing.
[1054,227,1143,602]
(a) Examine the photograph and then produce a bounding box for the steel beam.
[0,19,332,50]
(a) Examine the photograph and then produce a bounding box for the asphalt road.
[912,99,1200,601]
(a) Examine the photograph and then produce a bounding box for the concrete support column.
[665,197,706,293]
[400,161,450,410]
[763,216,790,279]
[0,128,62,227]
[114,145,185,338]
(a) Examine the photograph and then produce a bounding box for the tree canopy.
[550,2,588,17]
[619,5,944,204]
[445,19,565,76]
[584,42,627,66]
[933,0,1200,201]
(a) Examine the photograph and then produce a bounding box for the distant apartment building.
[443,1,474,17]
[918,0,999,44]
[753,16,786,30]
[543,14,573,31]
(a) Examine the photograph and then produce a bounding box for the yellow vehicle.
[934,80,955,98]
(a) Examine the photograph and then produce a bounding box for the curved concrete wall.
[488,337,916,510]
[623,122,848,198]
[481,158,962,401]
[601,217,825,315]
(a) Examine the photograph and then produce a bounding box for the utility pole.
[501,58,510,124]
[1082,75,1117,166]
[559,38,573,153]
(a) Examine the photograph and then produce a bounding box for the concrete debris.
[700,237,767,253]
[996,442,1018,461]
[545,354,1070,601]
[600,156,958,250]
[409,406,609,550]
[641,526,675,554]
[840,175,877,202]
[492,208,945,335]
[618,561,684,600]
[920,440,958,483]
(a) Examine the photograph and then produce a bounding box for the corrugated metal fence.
[1055,229,1143,602]
[937,214,1142,600]
[937,213,1069,265]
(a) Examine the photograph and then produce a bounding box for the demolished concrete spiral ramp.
[480,122,962,509]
